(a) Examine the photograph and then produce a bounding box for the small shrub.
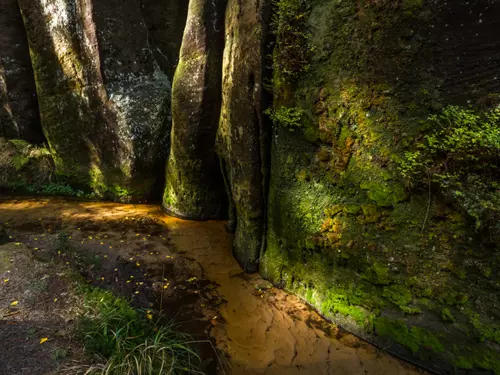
[265,106,303,130]
[399,105,500,239]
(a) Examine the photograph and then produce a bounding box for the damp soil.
[0,197,427,375]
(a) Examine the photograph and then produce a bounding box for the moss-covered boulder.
[18,0,176,201]
[0,0,43,143]
[261,0,500,373]
[216,0,270,272]
[163,0,227,220]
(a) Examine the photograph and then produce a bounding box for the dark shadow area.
[0,0,44,143]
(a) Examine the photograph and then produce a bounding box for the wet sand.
[0,197,426,375]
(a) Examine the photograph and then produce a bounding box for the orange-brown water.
[0,197,426,375]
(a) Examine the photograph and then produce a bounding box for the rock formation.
[0,0,43,143]
[163,0,227,220]
[17,0,185,200]
[216,0,269,271]
[1,0,499,372]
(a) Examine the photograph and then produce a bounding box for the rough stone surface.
[261,0,500,373]
[140,0,189,77]
[0,0,43,143]
[18,0,173,200]
[217,0,267,271]
[216,0,270,272]
[163,0,227,220]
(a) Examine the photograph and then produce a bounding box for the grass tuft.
[67,288,201,375]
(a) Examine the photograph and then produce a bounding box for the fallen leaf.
[10,300,18,306]
[40,337,48,344]
[3,279,9,283]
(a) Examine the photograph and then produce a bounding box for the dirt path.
[0,197,426,375]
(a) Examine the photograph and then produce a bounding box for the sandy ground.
[0,197,427,375]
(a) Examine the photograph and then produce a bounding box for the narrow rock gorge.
[1,0,499,374]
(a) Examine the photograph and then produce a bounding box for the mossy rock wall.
[0,0,43,143]
[261,0,500,373]
[163,0,227,220]
[17,0,181,201]
[216,0,270,272]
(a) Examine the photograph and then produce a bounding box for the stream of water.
[0,197,425,375]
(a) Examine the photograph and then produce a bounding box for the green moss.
[382,285,412,308]
[360,180,408,207]
[464,308,500,344]
[264,0,500,372]
[374,318,444,354]
[453,347,500,374]
[441,308,456,323]
[363,263,391,285]
[321,288,371,327]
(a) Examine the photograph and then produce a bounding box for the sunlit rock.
[163,0,227,219]
[18,0,182,200]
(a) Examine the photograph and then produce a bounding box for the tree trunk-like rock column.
[18,0,174,200]
[163,0,227,220]
[216,0,269,272]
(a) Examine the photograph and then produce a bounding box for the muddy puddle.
[0,197,426,375]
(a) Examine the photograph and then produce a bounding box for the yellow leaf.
[10,300,18,306]
[3,279,9,283]
[146,314,153,320]
[40,337,48,344]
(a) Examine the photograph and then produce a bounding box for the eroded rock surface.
[216,0,269,271]
[18,0,174,199]
[163,0,227,219]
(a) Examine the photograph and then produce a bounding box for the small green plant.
[270,0,312,94]
[38,183,85,197]
[8,139,51,171]
[265,106,303,130]
[399,105,500,238]
[74,288,200,375]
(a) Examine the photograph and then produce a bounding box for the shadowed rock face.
[17,0,181,200]
[163,0,227,220]
[140,0,189,78]
[0,0,43,143]
[216,0,269,272]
